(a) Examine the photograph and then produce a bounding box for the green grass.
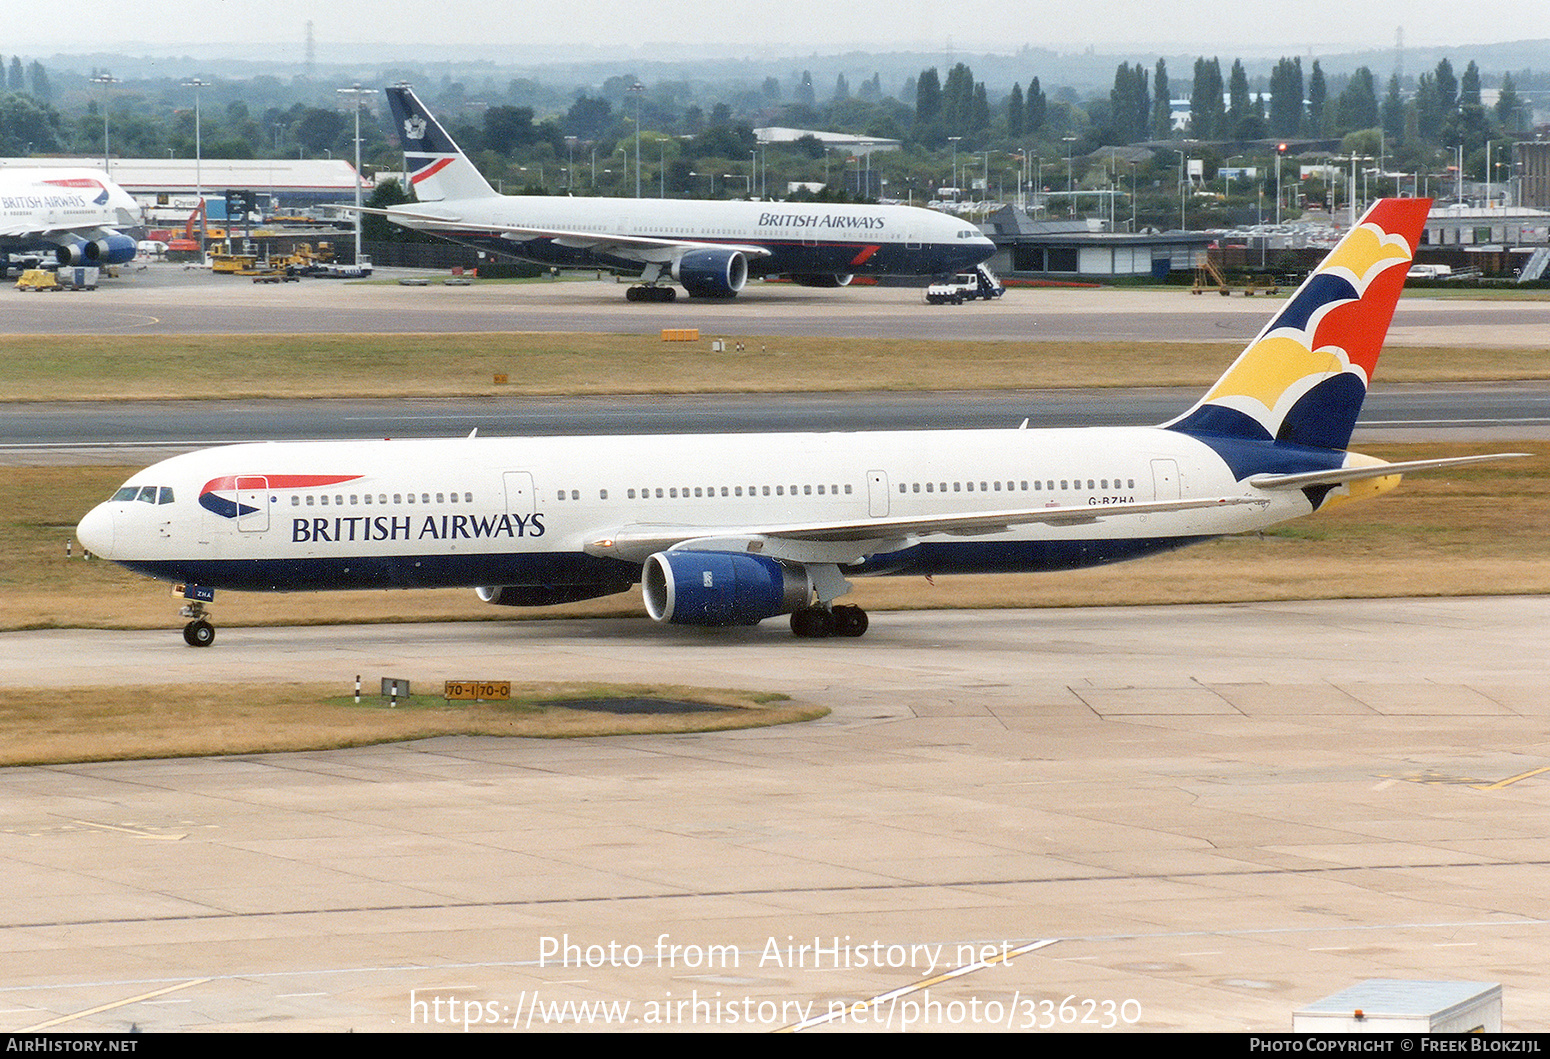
[0,681,826,766]
[2,333,1547,402]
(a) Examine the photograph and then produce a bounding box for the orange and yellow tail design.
[1169,198,1431,451]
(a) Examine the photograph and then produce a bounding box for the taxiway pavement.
[6,263,1549,346]
[2,599,1547,1032]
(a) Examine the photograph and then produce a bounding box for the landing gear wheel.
[626,285,677,302]
[183,619,215,648]
[790,607,834,638]
[831,604,869,637]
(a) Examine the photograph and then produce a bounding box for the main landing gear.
[625,284,677,302]
[790,604,869,639]
[625,263,678,302]
[175,584,216,647]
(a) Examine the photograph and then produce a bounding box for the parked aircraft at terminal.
[372,85,996,301]
[76,199,1524,645]
[0,167,141,267]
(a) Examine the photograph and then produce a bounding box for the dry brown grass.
[0,681,823,767]
[9,443,1545,635]
[2,333,1547,402]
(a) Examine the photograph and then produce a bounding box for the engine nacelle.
[92,234,140,265]
[642,551,811,626]
[55,241,91,267]
[54,234,137,267]
[476,583,631,607]
[788,273,854,288]
[672,248,747,298]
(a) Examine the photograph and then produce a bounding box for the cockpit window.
[111,485,174,504]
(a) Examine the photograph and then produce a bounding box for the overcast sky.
[9,0,1546,58]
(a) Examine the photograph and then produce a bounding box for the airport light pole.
[1063,136,1077,217]
[91,73,120,173]
[336,83,370,265]
[182,78,210,254]
[628,81,644,198]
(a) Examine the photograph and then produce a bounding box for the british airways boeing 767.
[372,85,996,301]
[76,198,1523,645]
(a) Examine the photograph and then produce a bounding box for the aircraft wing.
[0,221,118,238]
[586,495,1269,565]
[355,205,773,259]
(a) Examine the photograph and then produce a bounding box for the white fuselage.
[390,195,995,278]
[77,426,1309,595]
[0,170,137,229]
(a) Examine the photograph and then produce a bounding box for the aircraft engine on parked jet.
[55,234,137,266]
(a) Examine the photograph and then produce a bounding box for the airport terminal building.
[980,206,1212,281]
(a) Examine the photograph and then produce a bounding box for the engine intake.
[672,248,747,298]
[642,551,810,626]
[788,273,853,287]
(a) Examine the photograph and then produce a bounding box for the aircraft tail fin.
[384,85,499,202]
[1166,198,1431,451]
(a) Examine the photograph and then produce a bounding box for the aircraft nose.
[77,503,114,558]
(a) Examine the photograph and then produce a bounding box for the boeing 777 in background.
[0,167,141,268]
[77,199,1524,646]
[373,85,996,300]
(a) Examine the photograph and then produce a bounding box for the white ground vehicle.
[926,263,1003,304]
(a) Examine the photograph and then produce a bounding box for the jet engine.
[476,583,632,607]
[55,234,138,267]
[672,248,748,298]
[642,551,811,626]
[788,274,854,287]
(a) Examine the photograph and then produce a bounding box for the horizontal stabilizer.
[1248,453,1529,490]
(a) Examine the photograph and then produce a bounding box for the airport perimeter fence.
[362,241,547,277]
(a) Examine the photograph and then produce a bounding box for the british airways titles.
[291,511,545,544]
[756,211,888,230]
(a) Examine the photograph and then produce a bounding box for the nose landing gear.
[174,584,216,647]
